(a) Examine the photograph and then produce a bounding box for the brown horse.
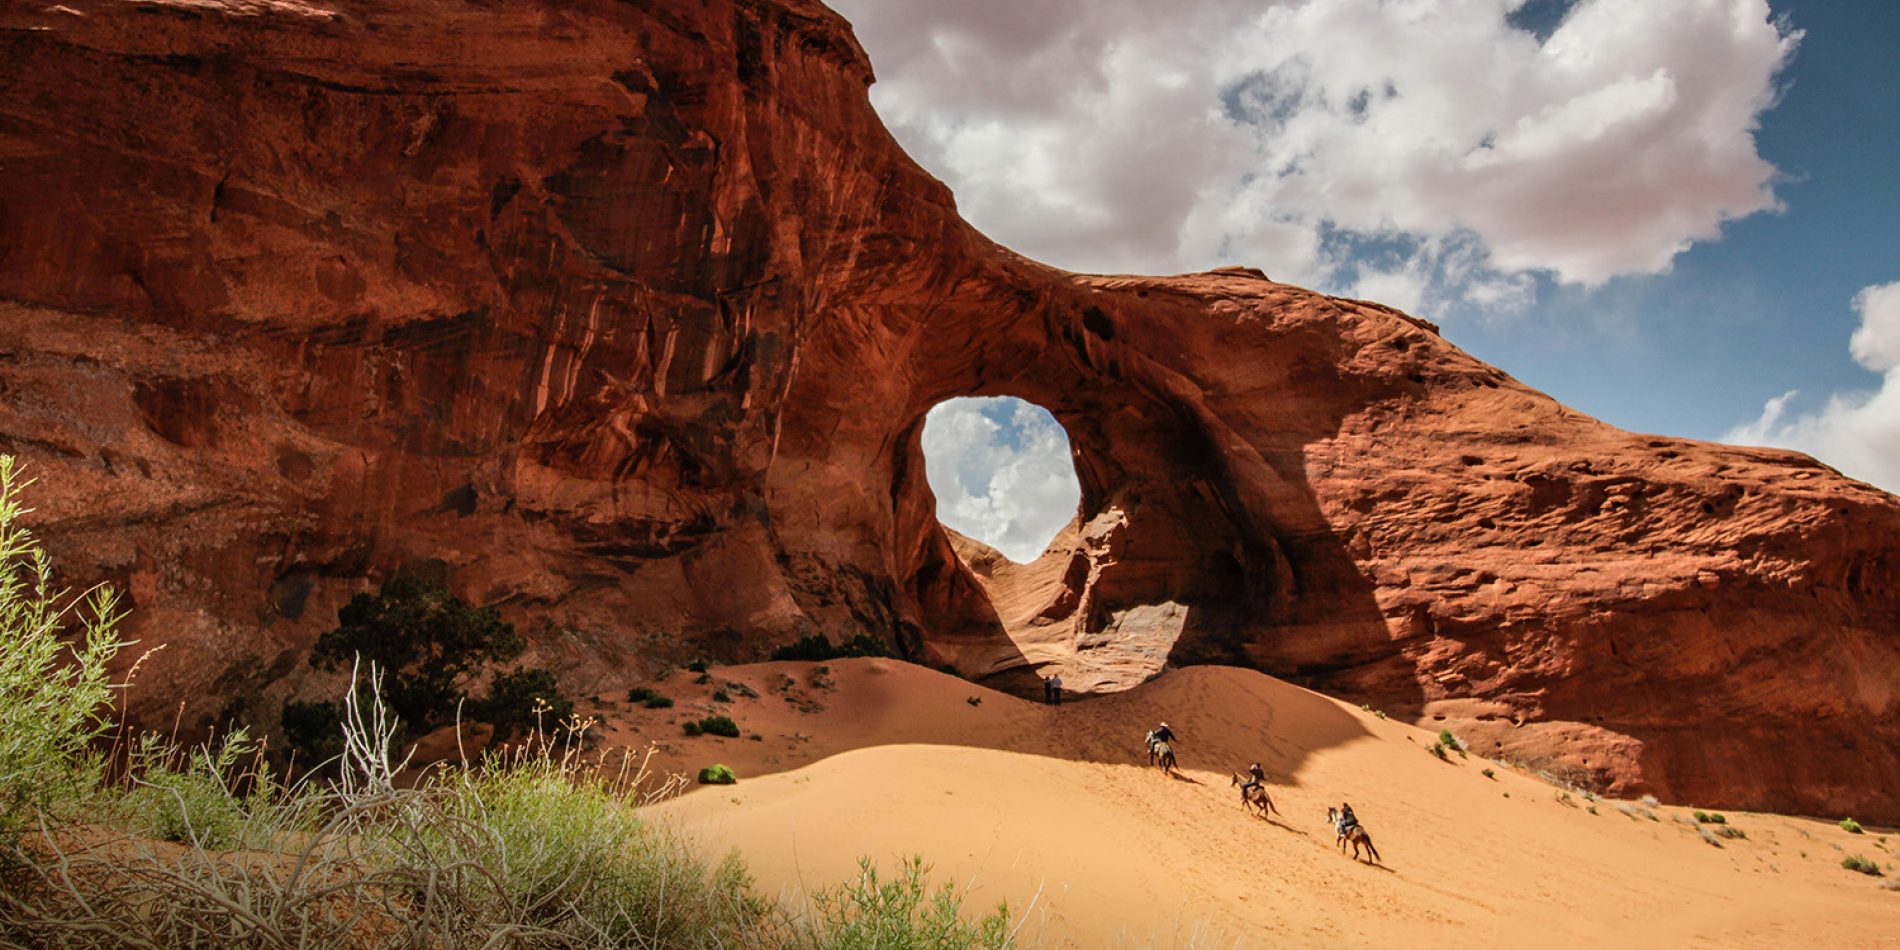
[1230,773,1277,818]
[1327,807,1381,863]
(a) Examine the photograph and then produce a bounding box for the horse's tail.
[1363,833,1381,864]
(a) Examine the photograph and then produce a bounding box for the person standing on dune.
[1050,673,1063,705]
[1042,675,1054,704]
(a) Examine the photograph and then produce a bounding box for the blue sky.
[1463,0,1900,443]
[832,0,1899,558]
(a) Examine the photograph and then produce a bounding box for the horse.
[1144,732,1177,774]
[1327,807,1381,864]
[1230,773,1277,818]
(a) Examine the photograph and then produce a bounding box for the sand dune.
[594,660,1896,947]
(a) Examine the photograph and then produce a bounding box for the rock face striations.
[1,0,1896,817]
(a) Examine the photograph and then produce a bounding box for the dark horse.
[1144,731,1177,774]
[1328,807,1382,864]
[1231,773,1277,818]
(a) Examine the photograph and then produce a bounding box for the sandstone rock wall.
[1,0,1895,817]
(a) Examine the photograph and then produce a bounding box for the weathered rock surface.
[1,0,1895,817]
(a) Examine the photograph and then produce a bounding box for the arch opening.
[919,396,1081,564]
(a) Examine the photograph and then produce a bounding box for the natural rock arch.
[0,0,1896,818]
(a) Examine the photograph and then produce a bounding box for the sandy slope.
[592,660,1897,948]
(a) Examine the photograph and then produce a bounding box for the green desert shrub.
[712,689,733,703]
[1842,817,1865,834]
[683,720,703,737]
[1842,855,1883,876]
[480,667,575,742]
[790,855,1014,950]
[697,715,741,738]
[1481,768,1495,779]
[435,763,765,945]
[286,571,572,759]
[698,764,737,785]
[770,632,893,662]
[1694,810,1727,824]
[0,457,126,836]
[1717,825,1747,840]
[628,686,675,708]
[115,732,260,850]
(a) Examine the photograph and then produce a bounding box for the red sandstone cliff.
[1,0,1895,817]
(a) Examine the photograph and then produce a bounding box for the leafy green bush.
[0,457,126,836]
[286,572,572,759]
[1842,817,1865,834]
[770,632,893,662]
[698,715,741,738]
[437,763,765,945]
[683,720,703,737]
[627,686,676,707]
[698,764,737,785]
[712,690,732,703]
[116,732,266,851]
[481,667,575,742]
[279,699,344,766]
[1694,810,1727,824]
[791,855,1012,949]
[308,572,522,731]
[1842,855,1883,876]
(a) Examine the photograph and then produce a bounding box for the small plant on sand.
[628,687,674,709]
[1842,818,1865,834]
[1587,804,1598,815]
[712,690,733,703]
[1428,741,1449,761]
[683,720,703,737]
[1438,729,1467,757]
[791,855,1014,949]
[1842,855,1883,876]
[1698,826,1724,848]
[1481,768,1496,780]
[698,715,741,738]
[1694,810,1727,824]
[1717,825,1746,840]
[698,764,737,785]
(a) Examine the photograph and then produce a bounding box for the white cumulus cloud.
[831,0,1798,315]
[1726,281,1900,494]
[920,398,1082,562]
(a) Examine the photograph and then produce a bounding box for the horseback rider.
[1151,721,1175,748]
[1337,802,1358,833]
[1240,762,1266,797]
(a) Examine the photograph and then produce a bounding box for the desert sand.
[576,659,1899,947]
